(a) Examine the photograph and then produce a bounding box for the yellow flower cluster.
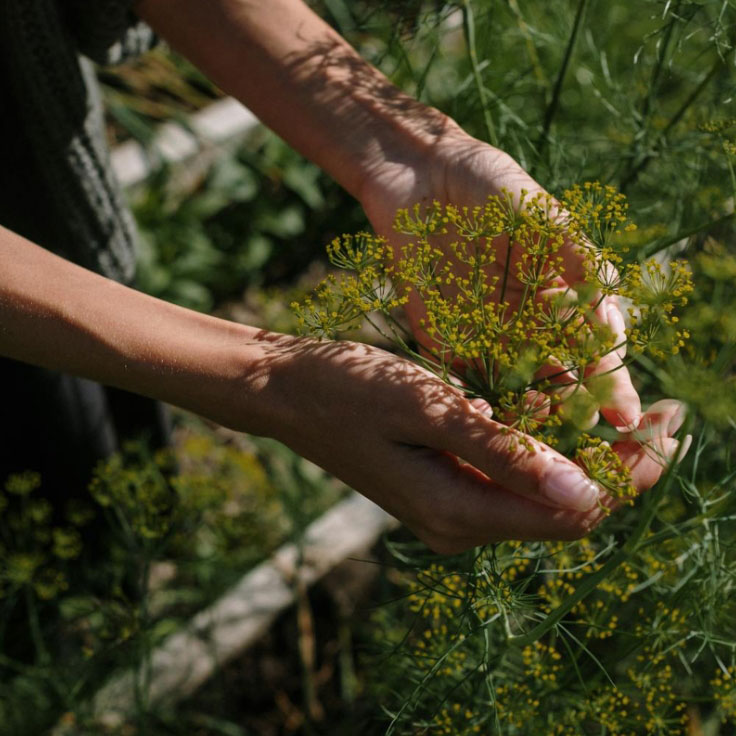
[623,259,693,358]
[700,118,736,158]
[295,183,693,504]
[292,233,408,338]
[0,471,86,601]
[562,181,637,254]
[378,503,733,736]
[575,434,637,502]
[712,666,736,723]
[431,702,483,735]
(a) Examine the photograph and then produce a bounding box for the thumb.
[423,401,601,512]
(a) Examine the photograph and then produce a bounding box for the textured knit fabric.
[0,3,170,499]
[0,0,157,283]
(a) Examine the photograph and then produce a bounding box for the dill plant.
[294,182,691,504]
[0,429,343,735]
[291,178,736,734]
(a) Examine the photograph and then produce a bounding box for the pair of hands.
[251,132,687,555]
[131,0,684,552]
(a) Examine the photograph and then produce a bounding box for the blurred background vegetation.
[1,0,735,734]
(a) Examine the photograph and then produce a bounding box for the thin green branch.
[507,452,681,648]
[534,0,589,168]
[621,55,724,192]
[461,0,498,146]
[641,210,735,259]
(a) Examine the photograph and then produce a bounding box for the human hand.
[245,333,683,554]
[359,131,641,433]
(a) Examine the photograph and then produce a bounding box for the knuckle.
[485,430,548,490]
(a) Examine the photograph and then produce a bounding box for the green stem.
[639,3,680,128]
[25,586,50,666]
[507,453,680,648]
[534,0,588,168]
[461,0,498,146]
[498,239,515,312]
[508,0,547,88]
[640,210,735,258]
[621,55,723,192]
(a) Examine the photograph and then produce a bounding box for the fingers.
[581,292,640,431]
[387,396,690,555]
[601,399,690,513]
[384,444,603,554]
[612,399,690,490]
[613,436,682,492]
[551,229,641,431]
[397,431,685,556]
[415,394,686,518]
[626,398,687,440]
[584,347,641,432]
[600,295,627,359]
[392,430,685,555]
[468,397,494,418]
[420,402,600,513]
[535,283,639,431]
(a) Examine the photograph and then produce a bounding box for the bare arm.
[132,0,460,202]
[0,225,270,431]
[1,223,681,552]
[134,0,641,431]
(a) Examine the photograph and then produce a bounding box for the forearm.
[134,0,464,200]
[0,226,274,433]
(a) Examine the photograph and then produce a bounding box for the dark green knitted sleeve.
[60,0,157,65]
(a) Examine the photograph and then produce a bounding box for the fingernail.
[668,404,688,436]
[541,464,600,511]
[582,409,600,430]
[615,415,641,434]
[677,434,692,462]
[638,400,686,437]
[659,435,691,466]
[606,302,627,358]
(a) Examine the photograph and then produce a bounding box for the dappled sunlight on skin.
[361,146,643,431]
[282,37,458,164]
[280,38,642,429]
[227,38,677,552]
[231,332,682,555]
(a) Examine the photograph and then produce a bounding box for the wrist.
[95,296,296,441]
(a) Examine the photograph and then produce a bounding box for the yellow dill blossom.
[295,183,693,503]
[562,181,636,256]
[712,666,736,723]
[575,434,637,505]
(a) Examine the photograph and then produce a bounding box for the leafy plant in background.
[0,424,343,736]
[130,131,365,313]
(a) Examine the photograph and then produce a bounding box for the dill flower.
[295,183,692,505]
